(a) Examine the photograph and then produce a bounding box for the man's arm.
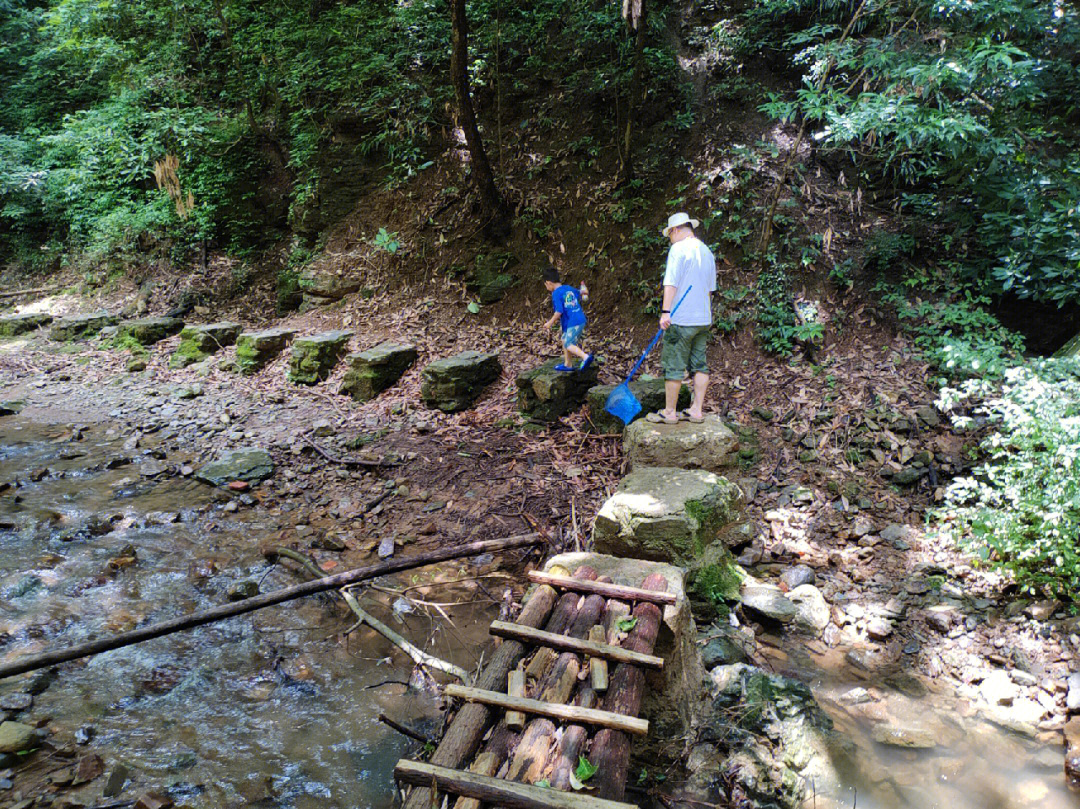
[659,284,676,330]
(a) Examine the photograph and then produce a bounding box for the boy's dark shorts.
[661,324,710,379]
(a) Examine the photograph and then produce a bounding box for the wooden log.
[588,625,610,692]
[452,751,501,809]
[443,685,649,736]
[395,760,639,809]
[528,571,677,605]
[507,669,526,730]
[525,647,556,681]
[590,572,668,801]
[402,566,593,809]
[549,687,598,791]
[0,533,541,681]
[402,577,557,809]
[489,621,663,671]
[505,718,559,784]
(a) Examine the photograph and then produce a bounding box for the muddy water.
[779,643,1073,809]
[0,418,495,808]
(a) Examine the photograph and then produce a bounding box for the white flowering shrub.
[935,358,1080,598]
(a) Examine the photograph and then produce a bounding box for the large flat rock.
[170,322,242,368]
[624,414,738,472]
[593,466,743,567]
[339,341,418,402]
[50,312,118,341]
[516,358,599,422]
[118,316,184,346]
[586,378,690,433]
[0,313,52,337]
[421,350,501,412]
[196,448,274,487]
[287,330,353,385]
[235,328,296,375]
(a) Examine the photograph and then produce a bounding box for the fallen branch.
[379,712,433,745]
[302,441,399,468]
[0,533,540,681]
[0,286,60,299]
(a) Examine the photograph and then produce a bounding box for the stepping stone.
[592,466,742,567]
[624,414,738,473]
[516,358,600,422]
[170,322,243,368]
[421,350,501,412]
[50,312,118,341]
[298,272,362,311]
[0,313,52,337]
[585,378,689,433]
[339,341,418,402]
[117,316,184,346]
[195,448,274,487]
[234,328,297,375]
[287,330,354,385]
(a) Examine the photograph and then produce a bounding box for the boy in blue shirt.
[541,266,594,372]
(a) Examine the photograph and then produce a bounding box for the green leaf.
[535,779,550,789]
[467,301,481,314]
[575,755,599,782]
[616,616,637,632]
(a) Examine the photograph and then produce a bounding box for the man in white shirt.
[648,212,717,425]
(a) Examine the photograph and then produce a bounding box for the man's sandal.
[681,410,705,423]
[645,411,680,425]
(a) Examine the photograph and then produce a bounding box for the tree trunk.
[618,3,647,186]
[590,573,667,801]
[449,0,510,239]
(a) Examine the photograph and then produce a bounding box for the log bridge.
[395,567,670,809]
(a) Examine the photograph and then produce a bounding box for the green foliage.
[574,755,599,783]
[615,616,638,632]
[372,228,400,255]
[755,263,799,355]
[748,0,1080,307]
[713,285,751,333]
[935,359,1080,598]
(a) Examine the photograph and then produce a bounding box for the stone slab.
[287,330,354,385]
[586,378,690,433]
[592,466,743,567]
[515,358,600,422]
[50,313,118,341]
[421,350,501,412]
[235,328,297,375]
[339,341,418,402]
[0,313,53,337]
[170,322,242,368]
[624,414,738,473]
[118,316,184,346]
[195,448,274,487]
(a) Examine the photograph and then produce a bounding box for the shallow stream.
[0,418,494,808]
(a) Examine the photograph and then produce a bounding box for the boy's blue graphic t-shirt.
[551,285,587,331]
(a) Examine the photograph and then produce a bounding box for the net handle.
[625,285,693,382]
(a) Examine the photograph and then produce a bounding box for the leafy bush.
[935,359,1080,598]
[755,263,799,355]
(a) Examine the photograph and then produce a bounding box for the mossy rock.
[117,316,184,346]
[0,313,52,337]
[466,252,519,304]
[170,322,242,368]
[624,414,738,472]
[235,328,297,375]
[516,358,600,422]
[339,342,419,401]
[196,448,274,486]
[586,378,690,433]
[298,272,361,301]
[287,330,353,385]
[593,466,743,566]
[420,350,501,412]
[49,313,118,341]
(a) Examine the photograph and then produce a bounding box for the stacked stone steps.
[0,313,52,337]
[117,316,184,346]
[171,322,242,368]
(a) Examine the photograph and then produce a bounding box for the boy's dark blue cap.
[542,266,560,283]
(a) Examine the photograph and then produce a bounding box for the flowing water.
[0,417,495,808]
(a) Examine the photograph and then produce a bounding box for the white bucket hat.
[662,212,700,237]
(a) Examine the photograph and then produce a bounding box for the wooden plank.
[588,625,609,693]
[489,620,664,670]
[442,684,649,736]
[507,669,526,730]
[395,760,639,809]
[528,571,677,605]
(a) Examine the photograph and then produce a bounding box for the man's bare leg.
[663,379,681,420]
[688,372,709,419]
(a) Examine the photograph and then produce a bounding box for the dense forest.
[2,0,1080,806]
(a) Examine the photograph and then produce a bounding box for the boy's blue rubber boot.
[579,354,594,371]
